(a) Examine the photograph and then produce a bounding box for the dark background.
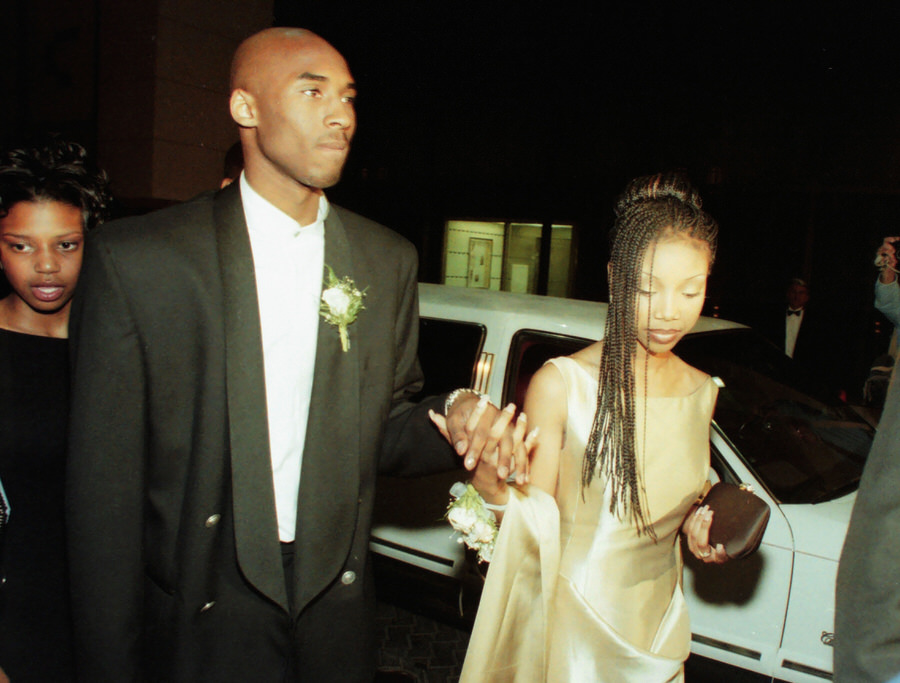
[6,1,900,396]
[273,2,900,396]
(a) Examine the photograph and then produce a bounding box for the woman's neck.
[635,344,675,371]
[633,347,687,397]
[0,297,69,338]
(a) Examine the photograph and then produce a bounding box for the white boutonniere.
[320,265,366,352]
[446,482,498,563]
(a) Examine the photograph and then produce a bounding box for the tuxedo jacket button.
[200,601,216,613]
[205,514,221,528]
[341,570,356,585]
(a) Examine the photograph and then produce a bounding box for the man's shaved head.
[231,28,323,92]
[227,28,357,222]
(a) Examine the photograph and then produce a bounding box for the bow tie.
[786,309,802,316]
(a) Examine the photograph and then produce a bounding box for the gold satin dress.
[461,356,717,683]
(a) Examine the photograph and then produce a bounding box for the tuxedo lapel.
[292,207,362,615]
[213,185,288,611]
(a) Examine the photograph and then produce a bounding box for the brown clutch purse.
[701,482,770,559]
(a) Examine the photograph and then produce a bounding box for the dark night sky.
[276,2,900,194]
[7,1,891,341]
[274,2,900,393]
[7,2,897,392]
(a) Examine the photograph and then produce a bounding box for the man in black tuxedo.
[782,277,811,359]
[67,28,512,682]
[757,277,838,395]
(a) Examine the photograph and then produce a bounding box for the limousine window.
[502,330,592,407]
[678,329,871,504]
[414,317,486,400]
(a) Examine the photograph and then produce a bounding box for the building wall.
[97,0,273,202]
[1,1,100,150]
[3,0,273,203]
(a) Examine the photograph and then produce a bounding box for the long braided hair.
[582,172,719,537]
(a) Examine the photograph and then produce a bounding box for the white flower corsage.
[446,482,498,563]
[320,265,366,352]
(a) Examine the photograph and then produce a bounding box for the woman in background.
[0,139,111,682]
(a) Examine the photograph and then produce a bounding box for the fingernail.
[428,409,435,419]
[517,412,526,423]
[455,441,466,455]
[498,466,509,479]
[477,396,489,408]
[465,456,475,468]
[503,403,516,413]
[527,427,540,440]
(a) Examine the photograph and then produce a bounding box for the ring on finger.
[698,548,711,559]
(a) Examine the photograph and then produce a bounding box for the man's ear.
[230,89,257,128]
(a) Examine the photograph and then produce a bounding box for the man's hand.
[429,392,529,485]
[876,236,900,284]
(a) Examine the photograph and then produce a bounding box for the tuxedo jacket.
[758,305,839,394]
[66,184,456,682]
[758,306,814,359]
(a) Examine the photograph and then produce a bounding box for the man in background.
[783,277,811,358]
[758,276,841,396]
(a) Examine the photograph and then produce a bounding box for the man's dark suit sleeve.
[67,235,145,681]
[835,369,900,682]
[378,246,456,476]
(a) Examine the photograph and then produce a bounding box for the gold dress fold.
[462,356,717,683]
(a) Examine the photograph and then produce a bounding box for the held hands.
[429,392,537,489]
[683,504,728,564]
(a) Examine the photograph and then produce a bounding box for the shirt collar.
[240,172,330,237]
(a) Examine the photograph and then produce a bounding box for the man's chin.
[299,170,344,190]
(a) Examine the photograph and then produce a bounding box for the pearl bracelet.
[444,387,489,416]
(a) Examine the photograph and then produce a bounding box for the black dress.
[0,328,74,682]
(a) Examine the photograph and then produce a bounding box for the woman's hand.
[683,504,728,564]
[470,411,539,521]
[430,397,532,485]
[470,410,539,495]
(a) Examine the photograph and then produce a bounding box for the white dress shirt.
[785,307,804,358]
[240,173,327,542]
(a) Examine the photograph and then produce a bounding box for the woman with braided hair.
[461,172,727,682]
[0,138,111,682]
